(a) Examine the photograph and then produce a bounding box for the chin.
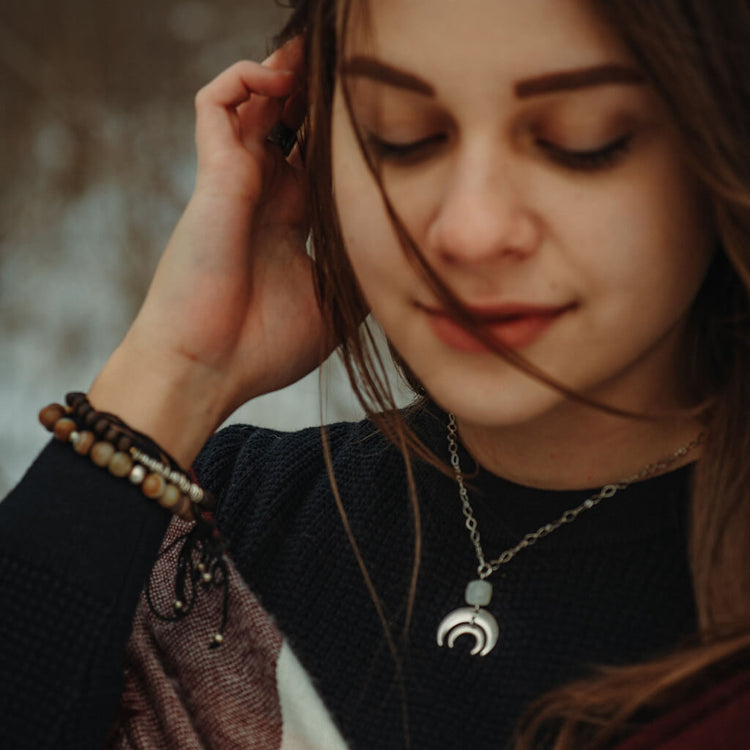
[422,372,568,429]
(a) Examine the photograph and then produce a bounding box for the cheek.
[572,157,714,309]
[331,93,415,301]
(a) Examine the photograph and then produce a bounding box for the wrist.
[88,338,231,466]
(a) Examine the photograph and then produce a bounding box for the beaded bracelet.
[39,392,228,648]
[39,392,216,521]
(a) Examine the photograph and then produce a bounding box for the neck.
[456,403,703,491]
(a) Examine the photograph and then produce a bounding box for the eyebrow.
[340,56,435,96]
[340,57,645,100]
[514,64,646,98]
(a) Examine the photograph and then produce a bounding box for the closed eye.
[537,134,633,171]
[364,132,447,163]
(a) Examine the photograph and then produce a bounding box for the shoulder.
[193,416,392,506]
[193,399,442,504]
[190,401,444,573]
[614,665,750,750]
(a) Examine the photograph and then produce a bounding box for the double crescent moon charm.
[437,578,499,656]
[436,606,499,656]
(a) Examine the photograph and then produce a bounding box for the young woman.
[1,0,749,748]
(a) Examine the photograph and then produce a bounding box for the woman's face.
[331,0,715,428]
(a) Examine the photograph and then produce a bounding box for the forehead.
[342,0,635,96]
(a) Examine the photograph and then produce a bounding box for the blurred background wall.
[0,0,408,495]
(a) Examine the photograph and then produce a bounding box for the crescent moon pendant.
[436,606,499,656]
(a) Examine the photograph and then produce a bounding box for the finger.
[195,61,296,152]
[235,89,287,150]
[198,60,296,109]
[235,37,307,142]
[261,35,306,81]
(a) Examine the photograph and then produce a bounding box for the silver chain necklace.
[436,413,703,656]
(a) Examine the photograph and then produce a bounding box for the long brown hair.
[277,0,750,746]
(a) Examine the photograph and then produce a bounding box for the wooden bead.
[84,410,99,427]
[175,494,194,521]
[108,451,133,478]
[39,403,66,430]
[72,431,96,456]
[94,418,109,437]
[74,400,92,419]
[142,473,166,499]
[90,441,115,467]
[116,435,132,452]
[104,426,119,444]
[157,484,182,510]
[53,418,77,442]
[65,392,86,408]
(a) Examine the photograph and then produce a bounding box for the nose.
[426,148,542,266]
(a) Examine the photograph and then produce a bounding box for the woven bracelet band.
[39,392,216,520]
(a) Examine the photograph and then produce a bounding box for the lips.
[421,302,574,352]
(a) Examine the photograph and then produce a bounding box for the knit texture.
[0,404,698,749]
[195,403,698,749]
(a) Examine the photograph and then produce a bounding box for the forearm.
[0,440,171,749]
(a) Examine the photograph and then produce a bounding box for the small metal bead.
[129,465,146,485]
[197,562,206,572]
[201,571,212,583]
[39,403,67,431]
[53,417,78,442]
[211,633,224,646]
[174,600,184,611]
[108,451,133,478]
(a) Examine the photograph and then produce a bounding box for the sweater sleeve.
[0,440,171,749]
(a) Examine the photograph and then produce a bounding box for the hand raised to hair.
[90,39,327,464]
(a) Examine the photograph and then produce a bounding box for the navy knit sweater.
[0,404,697,749]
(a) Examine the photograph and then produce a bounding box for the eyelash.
[365,132,633,172]
[537,134,633,171]
[365,133,446,163]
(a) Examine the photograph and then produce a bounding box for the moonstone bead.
[90,441,115,467]
[158,484,182,510]
[465,579,493,607]
[108,451,133,478]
